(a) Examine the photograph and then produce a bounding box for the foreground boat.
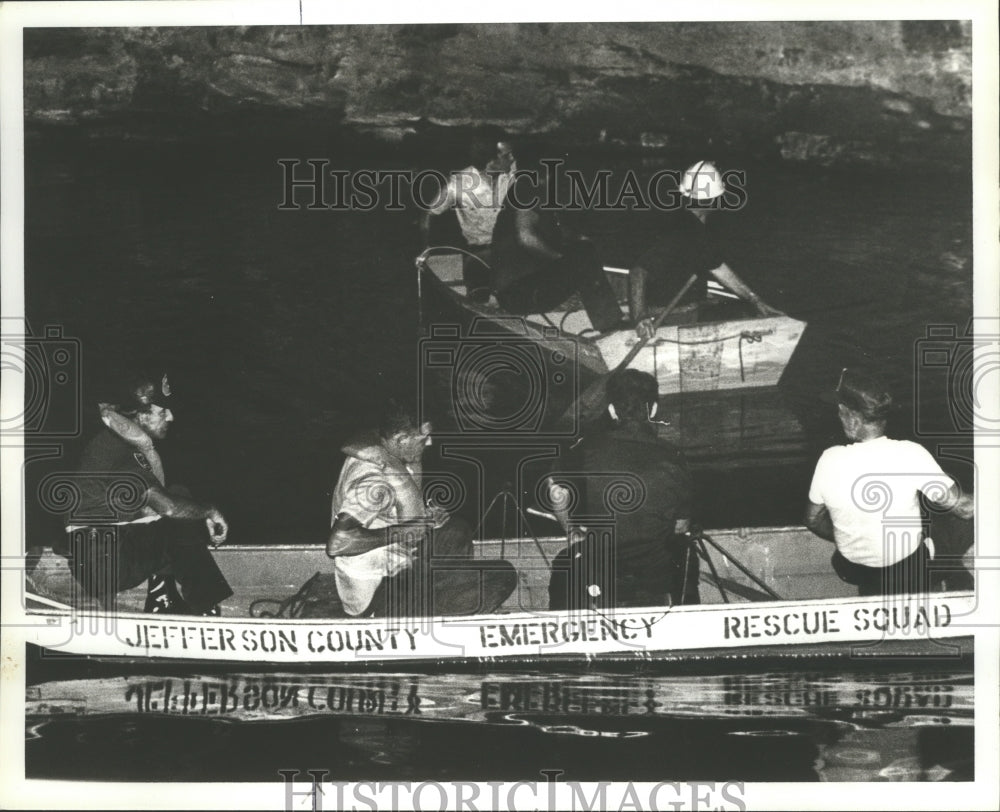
[21,527,975,669]
[416,249,807,394]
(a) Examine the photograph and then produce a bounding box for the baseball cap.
[822,367,893,420]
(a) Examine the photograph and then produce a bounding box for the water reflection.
[27,668,972,782]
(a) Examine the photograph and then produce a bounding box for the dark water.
[23,136,973,544]
[26,665,973,782]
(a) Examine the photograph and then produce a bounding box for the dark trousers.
[548,535,700,611]
[497,241,622,333]
[366,517,518,617]
[832,543,930,597]
[927,512,975,591]
[68,520,233,613]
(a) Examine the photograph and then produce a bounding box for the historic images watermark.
[418,318,581,438]
[0,318,82,438]
[277,159,749,213]
[912,318,1000,438]
[280,771,747,812]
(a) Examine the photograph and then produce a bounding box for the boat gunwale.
[418,249,803,342]
[22,590,977,626]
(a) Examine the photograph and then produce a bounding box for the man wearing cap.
[630,161,784,339]
[805,368,974,596]
[67,371,233,614]
[327,399,517,617]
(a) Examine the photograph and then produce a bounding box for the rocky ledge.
[24,21,971,169]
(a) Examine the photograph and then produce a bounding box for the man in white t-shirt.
[420,127,515,303]
[805,368,974,596]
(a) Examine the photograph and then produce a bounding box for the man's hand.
[546,478,571,511]
[636,317,657,340]
[205,508,229,546]
[425,503,450,530]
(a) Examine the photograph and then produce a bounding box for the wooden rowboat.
[21,527,975,669]
[416,249,807,394]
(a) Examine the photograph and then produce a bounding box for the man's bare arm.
[804,501,835,542]
[929,484,975,521]
[710,262,785,317]
[515,207,563,260]
[629,264,649,324]
[145,485,228,544]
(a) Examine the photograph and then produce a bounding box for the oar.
[562,272,700,428]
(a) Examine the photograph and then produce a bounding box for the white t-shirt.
[329,454,425,616]
[429,165,512,247]
[808,436,955,568]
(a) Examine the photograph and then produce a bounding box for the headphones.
[607,402,660,422]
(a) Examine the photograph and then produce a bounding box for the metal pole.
[697,532,784,601]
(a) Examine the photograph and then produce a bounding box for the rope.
[738,330,764,382]
[249,572,321,619]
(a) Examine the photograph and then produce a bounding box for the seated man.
[420,126,516,303]
[327,400,517,617]
[67,370,233,615]
[490,153,623,333]
[546,370,698,609]
[630,160,784,338]
[805,368,974,596]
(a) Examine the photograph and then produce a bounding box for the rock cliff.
[24,21,971,168]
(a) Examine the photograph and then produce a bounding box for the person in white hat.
[630,160,785,339]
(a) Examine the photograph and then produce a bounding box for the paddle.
[560,272,700,429]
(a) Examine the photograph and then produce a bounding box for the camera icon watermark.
[418,318,580,438]
[1,318,82,438]
[913,318,999,437]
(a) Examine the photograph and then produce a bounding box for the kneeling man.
[327,401,517,617]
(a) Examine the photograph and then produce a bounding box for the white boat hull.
[595,314,806,393]
[419,251,806,394]
[23,594,973,666]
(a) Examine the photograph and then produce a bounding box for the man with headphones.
[546,370,698,610]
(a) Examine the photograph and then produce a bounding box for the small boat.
[21,526,974,669]
[416,249,807,394]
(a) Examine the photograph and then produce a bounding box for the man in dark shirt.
[630,161,784,338]
[67,371,233,614]
[546,370,698,609]
[491,155,623,333]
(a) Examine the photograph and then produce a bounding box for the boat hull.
[21,532,975,669]
[418,251,805,394]
[21,595,974,668]
[595,314,806,393]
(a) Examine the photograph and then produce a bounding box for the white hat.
[680,161,726,201]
